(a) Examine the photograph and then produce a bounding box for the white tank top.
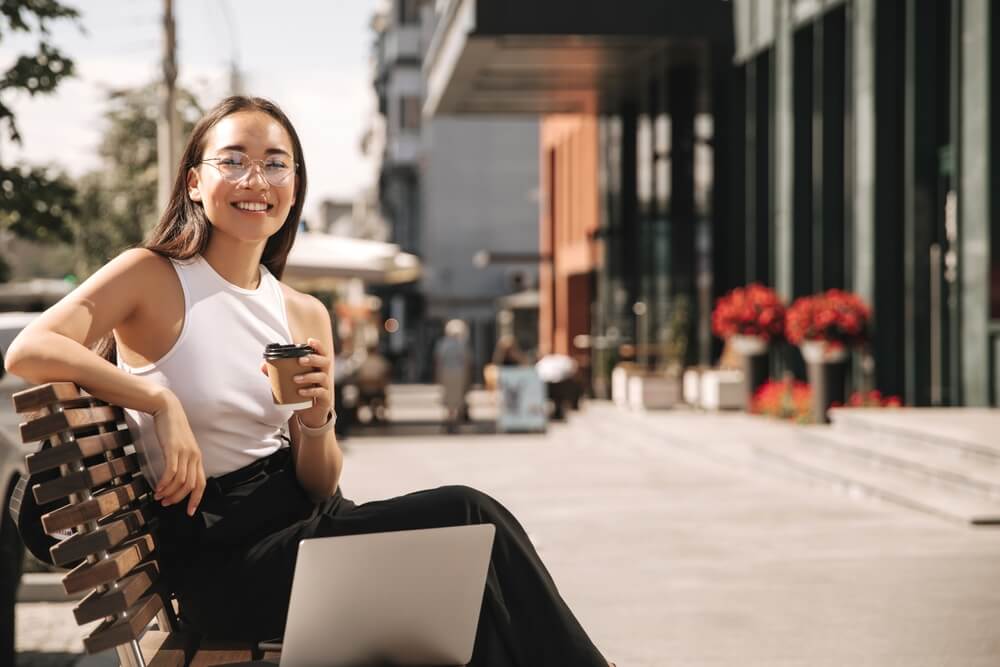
[117,254,300,482]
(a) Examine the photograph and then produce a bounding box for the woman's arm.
[281,292,343,502]
[5,249,170,410]
[4,248,207,515]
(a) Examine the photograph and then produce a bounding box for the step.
[17,572,85,602]
[830,408,1000,463]
[583,403,1000,526]
[798,427,1000,499]
[749,437,1000,525]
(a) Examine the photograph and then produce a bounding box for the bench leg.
[115,639,146,667]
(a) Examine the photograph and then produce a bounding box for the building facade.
[425,0,1000,407]
[424,0,735,397]
[733,0,998,406]
[371,0,540,381]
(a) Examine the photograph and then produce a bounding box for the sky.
[0,0,381,225]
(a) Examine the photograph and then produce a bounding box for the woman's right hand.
[151,391,206,517]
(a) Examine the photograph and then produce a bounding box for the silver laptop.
[279,524,496,667]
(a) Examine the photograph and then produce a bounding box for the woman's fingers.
[171,458,199,510]
[306,337,326,357]
[159,455,190,505]
[299,353,330,370]
[187,465,206,517]
[155,451,180,499]
[294,371,326,385]
[299,387,331,406]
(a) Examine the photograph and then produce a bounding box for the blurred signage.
[496,367,546,433]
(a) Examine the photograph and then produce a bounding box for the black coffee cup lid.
[264,343,314,359]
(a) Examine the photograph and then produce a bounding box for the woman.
[434,319,471,433]
[5,97,614,667]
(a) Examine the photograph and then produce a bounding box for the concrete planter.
[627,374,681,410]
[800,341,849,423]
[683,367,703,406]
[611,363,642,408]
[731,334,769,410]
[699,369,744,410]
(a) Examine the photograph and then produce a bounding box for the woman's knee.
[436,484,500,520]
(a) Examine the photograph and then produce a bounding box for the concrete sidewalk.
[15,400,1000,666]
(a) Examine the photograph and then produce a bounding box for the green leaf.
[0,164,77,243]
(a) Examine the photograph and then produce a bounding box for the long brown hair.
[96,96,308,362]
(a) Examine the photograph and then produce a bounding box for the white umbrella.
[283,232,421,290]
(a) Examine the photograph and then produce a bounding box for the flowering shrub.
[785,289,870,347]
[711,284,786,341]
[831,389,902,409]
[751,377,812,423]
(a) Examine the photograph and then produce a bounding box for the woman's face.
[187,110,297,244]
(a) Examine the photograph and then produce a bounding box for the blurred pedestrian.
[484,333,526,390]
[535,352,581,420]
[435,319,470,433]
[356,342,391,423]
[492,334,527,367]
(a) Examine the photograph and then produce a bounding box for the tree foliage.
[72,84,201,276]
[0,0,81,270]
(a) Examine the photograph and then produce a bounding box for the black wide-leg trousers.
[158,449,607,667]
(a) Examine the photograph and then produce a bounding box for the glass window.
[399,0,421,25]
[637,115,653,208]
[400,96,421,131]
[654,113,670,213]
[733,0,753,61]
[755,0,775,47]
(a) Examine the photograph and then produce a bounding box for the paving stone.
[9,392,1000,665]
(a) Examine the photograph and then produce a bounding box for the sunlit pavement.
[11,385,1000,666]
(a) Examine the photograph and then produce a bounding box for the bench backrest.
[13,382,174,658]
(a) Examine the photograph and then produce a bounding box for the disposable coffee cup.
[264,343,315,410]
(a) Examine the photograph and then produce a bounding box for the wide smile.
[230,201,273,215]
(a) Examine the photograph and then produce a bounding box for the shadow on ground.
[17,651,80,667]
[345,420,503,438]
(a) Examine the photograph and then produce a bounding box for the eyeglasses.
[199,150,297,187]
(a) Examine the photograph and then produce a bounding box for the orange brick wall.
[539,114,600,358]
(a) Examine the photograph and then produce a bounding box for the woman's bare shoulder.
[278,281,328,327]
[100,248,176,284]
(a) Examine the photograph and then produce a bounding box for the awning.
[423,0,732,116]
[283,232,421,291]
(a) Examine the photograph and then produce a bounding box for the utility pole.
[157,0,179,221]
[220,0,243,95]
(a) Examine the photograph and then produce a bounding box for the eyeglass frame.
[197,150,299,187]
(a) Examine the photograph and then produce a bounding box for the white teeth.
[234,202,268,212]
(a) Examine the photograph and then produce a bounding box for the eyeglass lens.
[210,151,294,186]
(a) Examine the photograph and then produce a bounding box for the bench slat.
[188,641,257,666]
[12,382,85,413]
[73,562,158,625]
[142,630,189,667]
[62,533,155,595]
[82,593,163,654]
[50,506,151,566]
[26,429,133,474]
[33,453,140,505]
[20,405,124,443]
[42,477,149,534]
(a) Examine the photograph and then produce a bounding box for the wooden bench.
[13,382,273,666]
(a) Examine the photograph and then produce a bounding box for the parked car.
[0,311,40,665]
[0,311,41,382]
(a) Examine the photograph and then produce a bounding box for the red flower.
[846,389,902,408]
[712,284,787,341]
[751,377,813,422]
[785,289,870,346]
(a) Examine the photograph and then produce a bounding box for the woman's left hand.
[261,336,334,429]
